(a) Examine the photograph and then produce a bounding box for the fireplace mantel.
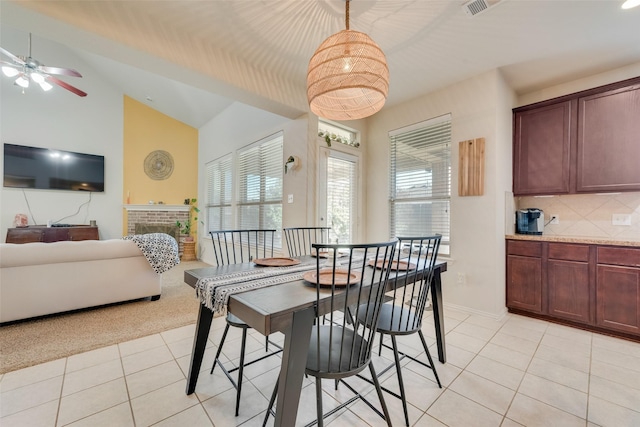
[123,204,190,212]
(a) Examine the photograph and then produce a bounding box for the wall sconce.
[284,155,299,174]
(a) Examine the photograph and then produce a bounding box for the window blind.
[205,154,233,232]
[389,115,451,253]
[326,155,357,244]
[237,132,283,236]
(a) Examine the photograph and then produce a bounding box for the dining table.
[183,255,447,426]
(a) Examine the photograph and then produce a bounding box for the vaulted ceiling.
[3,1,640,127]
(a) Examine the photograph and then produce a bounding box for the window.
[389,115,451,254]
[318,148,358,244]
[205,154,233,232]
[237,132,283,237]
[318,120,359,147]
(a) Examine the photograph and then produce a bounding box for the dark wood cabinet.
[547,243,592,323]
[576,84,640,193]
[513,76,640,196]
[596,246,640,335]
[6,226,99,243]
[506,238,640,341]
[513,101,573,195]
[506,240,543,313]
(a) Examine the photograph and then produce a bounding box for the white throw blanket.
[123,233,180,274]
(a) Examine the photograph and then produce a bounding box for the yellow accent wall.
[122,96,198,234]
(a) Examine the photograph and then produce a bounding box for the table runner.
[196,252,374,315]
[195,261,321,315]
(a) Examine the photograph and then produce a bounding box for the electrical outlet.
[287,194,293,204]
[457,272,466,285]
[550,215,559,225]
[612,214,631,226]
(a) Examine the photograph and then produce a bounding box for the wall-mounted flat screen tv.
[3,143,105,192]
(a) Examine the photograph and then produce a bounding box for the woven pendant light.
[307,0,389,120]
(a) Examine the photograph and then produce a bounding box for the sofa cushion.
[0,239,143,268]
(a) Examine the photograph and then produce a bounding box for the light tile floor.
[2,309,640,426]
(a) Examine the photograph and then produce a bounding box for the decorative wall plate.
[144,150,174,180]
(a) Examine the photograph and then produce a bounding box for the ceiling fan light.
[622,0,640,8]
[15,75,29,88]
[31,72,45,83]
[2,66,19,77]
[39,81,53,91]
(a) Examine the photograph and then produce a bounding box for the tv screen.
[3,143,105,192]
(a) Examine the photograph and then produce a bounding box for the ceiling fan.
[0,33,87,97]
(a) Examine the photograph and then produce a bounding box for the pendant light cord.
[345,0,350,30]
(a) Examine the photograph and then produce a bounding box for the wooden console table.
[5,226,99,244]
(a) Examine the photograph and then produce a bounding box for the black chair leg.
[378,331,384,356]
[391,335,410,426]
[418,329,442,388]
[235,327,248,416]
[369,363,392,427]
[211,323,230,374]
[315,377,324,427]
[263,376,279,427]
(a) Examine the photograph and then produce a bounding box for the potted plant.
[176,198,201,242]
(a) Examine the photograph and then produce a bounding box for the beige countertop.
[506,234,640,248]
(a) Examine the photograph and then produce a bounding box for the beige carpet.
[0,260,210,374]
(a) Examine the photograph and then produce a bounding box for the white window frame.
[317,146,360,244]
[205,154,233,233]
[389,114,452,254]
[236,132,284,244]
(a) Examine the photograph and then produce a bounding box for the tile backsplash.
[516,192,640,240]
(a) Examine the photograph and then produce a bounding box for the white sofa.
[0,239,162,323]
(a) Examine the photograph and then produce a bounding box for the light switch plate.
[612,214,631,226]
[288,194,293,204]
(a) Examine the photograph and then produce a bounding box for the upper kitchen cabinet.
[513,100,574,195]
[513,77,640,196]
[577,83,640,192]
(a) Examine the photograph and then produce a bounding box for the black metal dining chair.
[264,240,397,427]
[359,235,443,426]
[208,229,282,416]
[283,226,331,257]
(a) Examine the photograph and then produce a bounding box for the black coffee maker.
[515,208,544,235]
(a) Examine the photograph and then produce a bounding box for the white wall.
[0,27,124,240]
[197,102,308,264]
[366,69,516,318]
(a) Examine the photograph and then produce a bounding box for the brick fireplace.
[124,204,190,254]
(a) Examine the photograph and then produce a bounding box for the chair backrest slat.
[284,227,331,257]
[309,241,396,375]
[209,229,276,266]
[389,235,442,332]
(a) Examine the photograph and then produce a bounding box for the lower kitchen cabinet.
[596,246,640,335]
[506,240,543,313]
[547,242,592,323]
[507,255,543,313]
[506,238,640,341]
[548,259,590,323]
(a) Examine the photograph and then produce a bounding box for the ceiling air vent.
[463,0,503,16]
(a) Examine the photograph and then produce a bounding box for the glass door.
[318,147,359,244]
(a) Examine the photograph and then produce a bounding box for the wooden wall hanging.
[458,138,485,196]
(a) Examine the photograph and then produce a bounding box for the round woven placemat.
[144,150,174,180]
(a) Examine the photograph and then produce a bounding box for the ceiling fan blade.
[1,60,20,68]
[39,65,82,78]
[0,47,25,65]
[47,75,87,97]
